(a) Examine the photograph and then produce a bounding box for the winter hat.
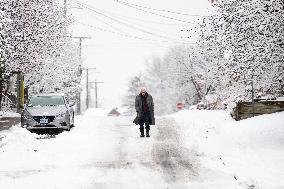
[140,87,147,93]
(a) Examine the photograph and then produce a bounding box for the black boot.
[146,129,150,137]
[140,128,145,137]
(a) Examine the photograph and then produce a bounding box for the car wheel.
[66,124,71,131]
[66,117,71,131]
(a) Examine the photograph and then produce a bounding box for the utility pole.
[85,68,97,109]
[72,37,91,74]
[251,80,255,117]
[64,0,67,18]
[91,81,104,108]
[64,0,83,18]
[69,36,91,114]
[16,72,24,113]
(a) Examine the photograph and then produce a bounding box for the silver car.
[21,94,75,131]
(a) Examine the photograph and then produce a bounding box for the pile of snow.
[0,111,20,117]
[171,110,284,188]
[276,96,284,101]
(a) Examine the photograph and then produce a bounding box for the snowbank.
[171,110,284,188]
[0,111,20,118]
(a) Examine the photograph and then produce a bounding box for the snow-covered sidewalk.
[0,108,283,189]
[0,112,21,133]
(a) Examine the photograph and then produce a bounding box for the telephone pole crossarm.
[69,36,92,62]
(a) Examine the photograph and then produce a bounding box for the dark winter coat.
[133,93,155,125]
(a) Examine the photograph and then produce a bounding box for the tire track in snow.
[152,118,200,183]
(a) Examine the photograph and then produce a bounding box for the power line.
[112,0,197,24]
[84,11,135,38]
[76,21,197,46]
[114,0,206,17]
[76,22,165,42]
[110,13,192,26]
[76,21,187,45]
[69,0,191,26]
[71,0,180,42]
[84,9,184,41]
[69,0,197,44]
[71,0,190,43]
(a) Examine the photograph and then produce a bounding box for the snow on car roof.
[33,93,65,97]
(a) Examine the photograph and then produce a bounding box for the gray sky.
[67,0,212,109]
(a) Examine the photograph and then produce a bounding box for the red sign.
[176,102,185,109]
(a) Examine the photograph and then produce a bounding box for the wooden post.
[251,80,255,117]
[21,75,24,109]
[16,72,24,113]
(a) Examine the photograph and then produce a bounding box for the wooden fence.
[0,94,16,111]
[231,100,284,121]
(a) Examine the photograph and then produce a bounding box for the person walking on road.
[133,87,155,137]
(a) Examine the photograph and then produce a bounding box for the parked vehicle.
[21,93,74,131]
[196,102,206,110]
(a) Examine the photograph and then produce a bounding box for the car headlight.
[56,113,66,118]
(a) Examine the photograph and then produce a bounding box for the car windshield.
[28,96,65,107]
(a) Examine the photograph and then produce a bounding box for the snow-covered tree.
[143,56,176,115]
[125,0,284,113]
[161,45,208,105]
[0,9,12,108]
[1,0,81,100]
[0,10,9,73]
[3,0,67,72]
[122,74,145,115]
[135,45,209,115]
[27,40,81,102]
[199,0,284,102]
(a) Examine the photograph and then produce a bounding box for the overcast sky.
[66,0,213,109]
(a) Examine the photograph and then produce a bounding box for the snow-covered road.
[1,109,284,189]
[0,109,199,189]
